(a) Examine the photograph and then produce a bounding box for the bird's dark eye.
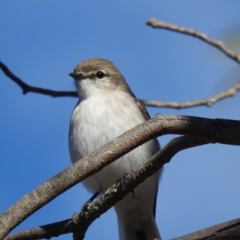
[96,71,105,79]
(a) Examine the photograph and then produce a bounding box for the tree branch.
[5,136,210,240]
[1,114,240,239]
[141,81,240,108]
[4,219,72,240]
[1,60,240,109]
[71,136,210,240]
[173,217,240,240]
[0,61,77,98]
[146,18,240,64]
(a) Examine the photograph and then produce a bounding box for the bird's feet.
[80,191,100,219]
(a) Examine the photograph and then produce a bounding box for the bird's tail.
[118,215,161,240]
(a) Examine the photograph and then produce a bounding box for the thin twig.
[140,81,240,109]
[5,136,210,240]
[4,219,73,240]
[0,61,77,98]
[146,18,240,64]
[1,61,240,109]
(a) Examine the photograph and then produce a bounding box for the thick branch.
[72,136,210,240]
[146,18,240,64]
[1,114,240,239]
[6,207,240,240]
[173,217,240,240]
[5,136,210,240]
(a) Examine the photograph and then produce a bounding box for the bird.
[68,58,162,240]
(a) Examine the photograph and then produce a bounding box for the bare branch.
[72,136,210,240]
[140,81,240,109]
[0,61,77,98]
[1,61,240,109]
[4,219,72,240]
[173,217,240,240]
[146,18,240,64]
[5,136,210,240]
[6,217,240,240]
[1,114,240,239]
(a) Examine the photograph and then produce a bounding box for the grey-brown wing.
[134,99,151,120]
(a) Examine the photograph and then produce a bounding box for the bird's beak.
[69,72,84,80]
[69,72,77,78]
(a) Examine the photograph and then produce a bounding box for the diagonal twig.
[146,18,240,64]
[0,61,77,98]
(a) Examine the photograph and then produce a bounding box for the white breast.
[69,91,159,193]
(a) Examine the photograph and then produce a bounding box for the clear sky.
[1,1,240,240]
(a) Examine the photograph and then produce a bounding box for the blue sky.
[1,1,240,240]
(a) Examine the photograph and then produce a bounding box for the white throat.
[76,78,113,101]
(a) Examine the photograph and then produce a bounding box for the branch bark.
[173,217,240,240]
[5,136,211,240]
[1,114,240,239]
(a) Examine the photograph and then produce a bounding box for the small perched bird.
[69,58,162,240]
